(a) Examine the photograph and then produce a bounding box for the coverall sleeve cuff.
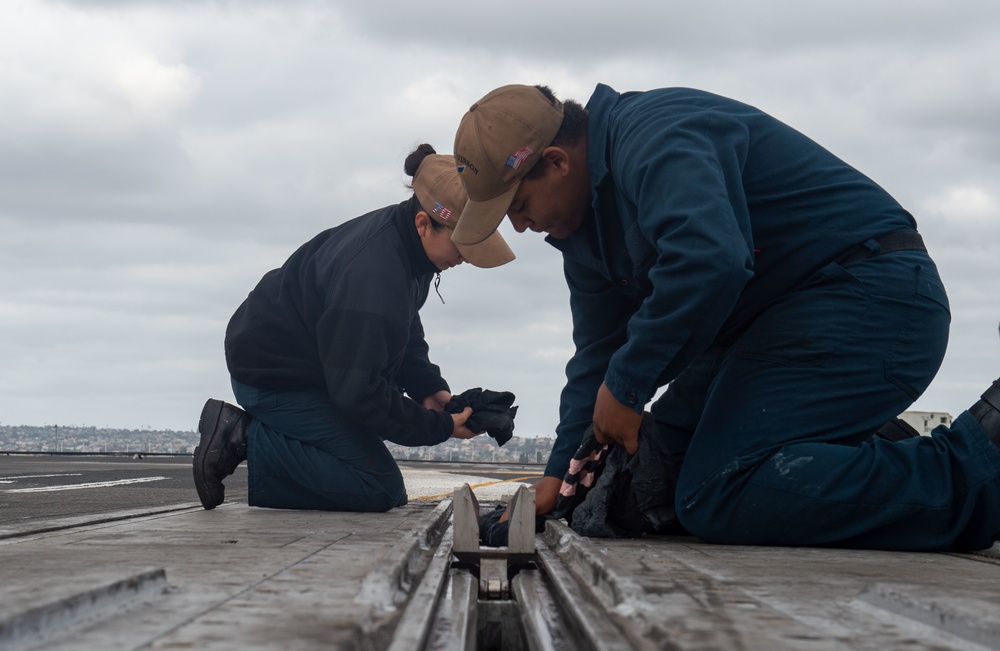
[604,367,650,415]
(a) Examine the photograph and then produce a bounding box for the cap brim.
[454,227,515,269]
[452,182,519,245]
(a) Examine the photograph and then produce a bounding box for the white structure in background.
[899,411,953,436]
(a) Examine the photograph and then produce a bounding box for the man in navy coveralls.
[450,83,1000,551]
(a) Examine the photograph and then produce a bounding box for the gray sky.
[1,0,998,436]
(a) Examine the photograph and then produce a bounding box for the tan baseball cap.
[412,154,515,268]
[453,85,564,245]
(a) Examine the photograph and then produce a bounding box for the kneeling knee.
[356,479,405,513]
[676,497,730,543]
[674,474,760,545]
[676,502,745,544]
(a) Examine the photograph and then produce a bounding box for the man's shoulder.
[613,86,755,117]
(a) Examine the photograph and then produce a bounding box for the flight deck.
[2,454,999,650]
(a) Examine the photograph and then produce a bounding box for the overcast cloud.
[1,0,998,436]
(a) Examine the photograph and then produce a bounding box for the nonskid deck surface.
[2,456,1000,650]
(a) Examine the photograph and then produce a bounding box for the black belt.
[840,230,925,265]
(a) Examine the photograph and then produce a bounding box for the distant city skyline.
[2,407,957,461]
[0,424,553,464]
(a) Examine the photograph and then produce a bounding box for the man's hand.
[500,475,562,522]
[449,407,477,439]
[423,390,452,412]
[593,381,641,454]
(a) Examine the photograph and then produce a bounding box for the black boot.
[969,379,1000,449]
[193,399,250,510]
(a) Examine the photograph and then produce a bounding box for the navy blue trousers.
[231,379,406,512]
[654,250,1000,551]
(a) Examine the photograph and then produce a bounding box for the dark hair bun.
[404,143,437,177]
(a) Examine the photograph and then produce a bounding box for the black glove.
[444,387,518,446]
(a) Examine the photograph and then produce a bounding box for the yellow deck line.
[411,474,541,502]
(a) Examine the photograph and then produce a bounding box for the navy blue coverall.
[545,84,1000,550]
[225,200,454,512]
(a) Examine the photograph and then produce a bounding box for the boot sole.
[192,399,227,510]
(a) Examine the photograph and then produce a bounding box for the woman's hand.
[450,407,477,439]
[423,390,452,412]
[499,475,562,522]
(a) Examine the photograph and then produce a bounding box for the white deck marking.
[4,476,168,493]
[0,473,84,484]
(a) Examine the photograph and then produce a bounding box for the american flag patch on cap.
[505,146,533,170]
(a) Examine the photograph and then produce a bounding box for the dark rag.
[478,413,680,546]
[445,387,517,446]
[552,413,679,538]
[478,504,549,547]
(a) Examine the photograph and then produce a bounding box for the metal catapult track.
[382,485,648,651]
